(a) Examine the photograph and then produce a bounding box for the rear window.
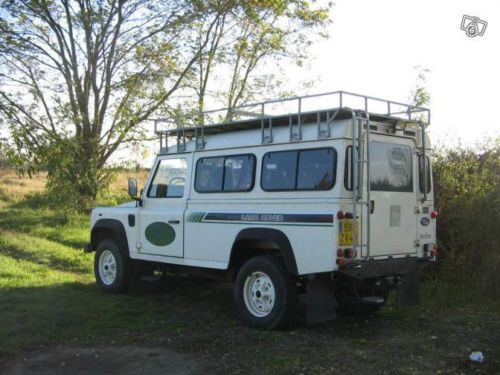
[262,148,336,191]
[370,141,413,192]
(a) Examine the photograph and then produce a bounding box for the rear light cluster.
[336,248,357,266]
[431,244,439,257]
[336,210,353,220]
[431,210,439,219]
[424,243,439,258]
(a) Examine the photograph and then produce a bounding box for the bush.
[433,138,500,296]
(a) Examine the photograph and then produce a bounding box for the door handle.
[168,220,180,224]
[370,200,375,214]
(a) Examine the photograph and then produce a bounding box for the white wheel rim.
[99,250,117,285]
[243,271,276,317]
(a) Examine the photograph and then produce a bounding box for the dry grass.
[111,168,150,196]
[0,168,150,204]
[0,170,47,203]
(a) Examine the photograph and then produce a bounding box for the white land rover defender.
[86,91,438,329]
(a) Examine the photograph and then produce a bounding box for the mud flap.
[306,279,338,324]
[396,272,419,307]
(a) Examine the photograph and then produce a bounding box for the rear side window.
[224,155,255,192]
[195,154,255,193]
[261,151,297,190]
[419,155,431,193]
[344,145,359,191]
[262,148,336,191]
[370,141,413,192]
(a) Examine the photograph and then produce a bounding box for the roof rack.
[153,90,430,152]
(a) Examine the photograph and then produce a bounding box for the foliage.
[409,65,431,108]
[433,138,500,296]
[189,0,331,119]
[0,0,207,208]
[0,0,331,210]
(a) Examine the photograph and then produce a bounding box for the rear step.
[360,295,385,305]
[339,295,386,316]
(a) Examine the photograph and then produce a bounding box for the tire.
[234,255,296,330]
[94,239,129,293]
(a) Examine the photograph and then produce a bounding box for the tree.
[0,0,214,207]
[409,65,431,107]
[0,0,331,209]
[190,1,330,122]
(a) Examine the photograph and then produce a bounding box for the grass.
[0,169,499,373]
[0,170,179,354]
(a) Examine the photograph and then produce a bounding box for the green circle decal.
[145,222,176,246]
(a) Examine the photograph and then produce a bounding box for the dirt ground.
[0,346,205,375]
[1,277,499,374]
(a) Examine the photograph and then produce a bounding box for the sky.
[136,0,499,164]
[3,0,498,166]
[302,0,500,146]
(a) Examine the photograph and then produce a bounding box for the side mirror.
[128,177,138,198]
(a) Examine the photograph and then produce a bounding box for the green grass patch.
[1,173,499,366]
[0,197,189,356]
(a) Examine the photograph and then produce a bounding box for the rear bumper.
[338,257,434,279]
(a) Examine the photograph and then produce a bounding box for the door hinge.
[414,206,421,214]
[414,240,420,247]
[136,241,142,250]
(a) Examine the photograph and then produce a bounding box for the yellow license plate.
[339,219,357,246]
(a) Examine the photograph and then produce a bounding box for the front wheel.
[94,239,129,293]
[234,255,296,330]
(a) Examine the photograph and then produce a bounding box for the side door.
[138,155,190,257]
[368,137,418,257]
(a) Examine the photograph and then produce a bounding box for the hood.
[117,201,137,208]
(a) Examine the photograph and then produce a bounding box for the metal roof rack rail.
[152,90,430,153]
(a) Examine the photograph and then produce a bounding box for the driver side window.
[147,158,187,198]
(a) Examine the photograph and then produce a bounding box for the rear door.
[368,137,418,257]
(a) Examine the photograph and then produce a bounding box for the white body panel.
[90,117,436,276]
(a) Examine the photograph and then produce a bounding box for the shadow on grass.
[0,239,90,274]
[0,275,236,356]
[0,201,88,250]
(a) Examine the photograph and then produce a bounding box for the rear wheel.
[94,239,129,293]
[234,255,296,330]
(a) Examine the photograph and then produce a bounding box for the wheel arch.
[228,228,298,279]
[91,219,130,256]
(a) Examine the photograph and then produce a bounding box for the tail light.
[431,210,439,219]
[431,245,438,257]
[336,258,345,266]
[337,249,345,257]
[337,210,345,220]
